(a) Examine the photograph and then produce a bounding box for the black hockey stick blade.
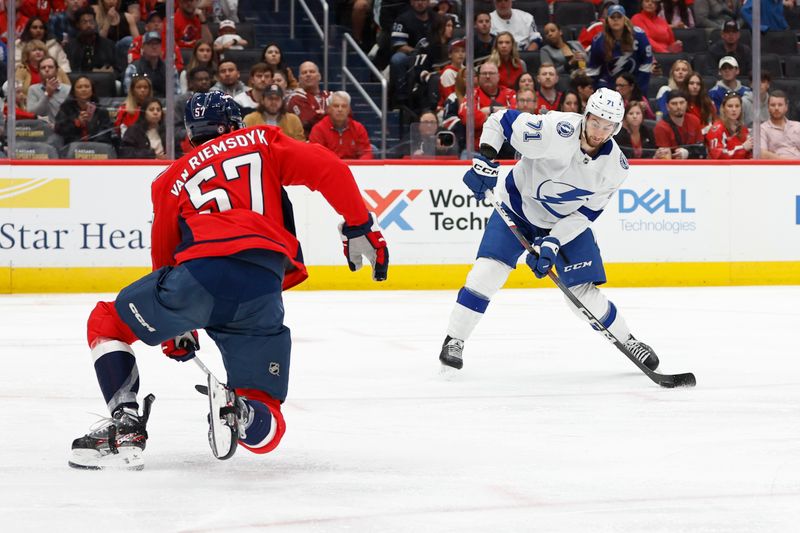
[656,372,696,388]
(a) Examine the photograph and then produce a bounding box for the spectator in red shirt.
[437,38,465,109]
[630,0,682,53]
[705,92,753,159]
[1,0,30,42]
[488,31,525,90]
[535,63,563,113]
[174,0,211,49]
[309,91,373,160]
[458,61,516,151]
[287,61,329,136]
[653,90,704,159]
[114,74,152,137]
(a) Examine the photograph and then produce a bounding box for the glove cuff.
[541,236,560,254]
[341,214,377,238]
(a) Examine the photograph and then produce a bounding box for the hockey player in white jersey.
[439,87,660,372]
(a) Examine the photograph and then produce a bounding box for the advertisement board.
[1,161,799,292]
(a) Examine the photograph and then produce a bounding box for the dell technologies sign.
[617,187,696,234]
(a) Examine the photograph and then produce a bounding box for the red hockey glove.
[161,330,199,362]
[339,214,389,281]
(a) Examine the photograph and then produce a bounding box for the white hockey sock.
[564,283,631,341]
[447,258,512,341]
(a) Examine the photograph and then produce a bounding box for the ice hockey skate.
[625,336,660,371]
[439,335,465,370]
[195,373,251,460]
[68,394,155,471]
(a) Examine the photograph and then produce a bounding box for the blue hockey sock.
[91,341,139,413]
[241,399,272,447]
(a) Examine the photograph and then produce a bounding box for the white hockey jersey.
[480,109,629,245]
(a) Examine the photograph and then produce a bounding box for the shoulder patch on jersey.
[556,120,575,138]
[620,152,629,169]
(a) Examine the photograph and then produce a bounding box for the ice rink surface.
[1,286,798,532]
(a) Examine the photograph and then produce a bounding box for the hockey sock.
[91,340,140,413]
[565,283,631,341]
[447,258,511,341]
[240,399,274,448]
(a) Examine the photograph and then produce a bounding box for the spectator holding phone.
[54,74,115,146]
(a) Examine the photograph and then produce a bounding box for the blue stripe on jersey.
[500,109,522,141]
[505,170,528,222]
[592,139,614,159]
[578,205,603,222]
[456,287,490,313]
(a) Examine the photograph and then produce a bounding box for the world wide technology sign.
[1,163,799,268]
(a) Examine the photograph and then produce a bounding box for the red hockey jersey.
[150,125,371,289]
[705,121,752,160]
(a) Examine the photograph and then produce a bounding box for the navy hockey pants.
[476,208,607,288]
[115,255,291,402]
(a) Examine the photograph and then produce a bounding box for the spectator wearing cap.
[742,0,789,32]
[708,19,751,77]
[473,10,495,60]
[490,0,542,51]
[233,63,272,114]
[127,10,186,73]
[213,19,248,52]
[707,56,753,124]
[693,0,743,29]
[586,5,654,94]
[438,38,465,109]
[309,91,373,159]
[65,6,120,75]
[760,90,800,159]
[631,0,683,53]
[243,83,306,141]
[653,90,705,159]
[579,0,617,51]
[124,31,179,97]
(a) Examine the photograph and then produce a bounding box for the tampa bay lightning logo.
[556,121,575,138]
[534,180,594,218]
[620,152,629,169]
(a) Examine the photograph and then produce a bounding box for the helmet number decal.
[184,153,265,214]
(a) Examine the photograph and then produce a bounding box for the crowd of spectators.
[376,0,800,160]
[2,0,800,160]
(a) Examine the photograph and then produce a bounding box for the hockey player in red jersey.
[69,91,389,470]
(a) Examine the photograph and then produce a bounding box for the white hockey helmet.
[583,87,625,135]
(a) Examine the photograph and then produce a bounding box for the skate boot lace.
[625,338,652,364]
[444,338,464,356]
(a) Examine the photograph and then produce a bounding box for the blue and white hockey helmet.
[584,87,625,135]
[184,90,244,144]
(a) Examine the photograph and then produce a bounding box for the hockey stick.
[484,189,696,388]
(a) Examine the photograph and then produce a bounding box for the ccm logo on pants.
[564,261,592,272]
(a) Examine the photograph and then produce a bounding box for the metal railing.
[341,33,388,159]
[290,0,329,90]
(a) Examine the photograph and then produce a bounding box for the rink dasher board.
[0,160,798,292]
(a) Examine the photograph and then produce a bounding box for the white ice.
[1,287,798,532]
